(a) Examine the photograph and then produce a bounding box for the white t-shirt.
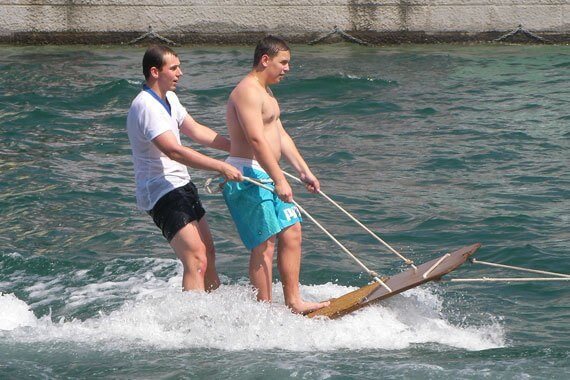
[126,89,190,211]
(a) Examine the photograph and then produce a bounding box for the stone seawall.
[1,0,568,44]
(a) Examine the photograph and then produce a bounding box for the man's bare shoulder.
[230,76,261,104]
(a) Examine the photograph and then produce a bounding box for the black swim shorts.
[148,182,206,242]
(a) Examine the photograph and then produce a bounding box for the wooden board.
[307,243,481,319]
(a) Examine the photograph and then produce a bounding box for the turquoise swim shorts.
[222,164,302,251]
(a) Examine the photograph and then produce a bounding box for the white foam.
[340,72,391,83]
[2,279,505,352]
[1,257,505,351]
[0,293,38,331]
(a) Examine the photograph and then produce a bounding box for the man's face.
[265,50,290,84]
[156,53,182,92]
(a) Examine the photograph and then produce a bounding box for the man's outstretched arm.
[179,114,230,152]
[152,130,241,181]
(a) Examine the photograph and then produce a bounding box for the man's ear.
[260,54,270,68]
[150,66,160,79]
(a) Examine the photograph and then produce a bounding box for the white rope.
[471,259,570,278]
[242,176,392,292]
[282,171,417,270]
[422,254,450,279]
[447,277,570,283]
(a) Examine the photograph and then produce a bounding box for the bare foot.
[288,299,331,315]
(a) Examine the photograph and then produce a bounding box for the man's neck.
[144,81,166,99]
[250,70,269,89]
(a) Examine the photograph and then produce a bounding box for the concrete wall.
[1,0,569,44]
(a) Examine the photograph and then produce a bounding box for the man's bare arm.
[278,120,320,193]
[152,130,242,181]
[179,114,230,152]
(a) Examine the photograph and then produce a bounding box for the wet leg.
[249,237,276,302]
[196,216,221,291]
[169,221,208,291]
[277,223,329,314]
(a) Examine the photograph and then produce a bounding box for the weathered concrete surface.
[1,0,568,44]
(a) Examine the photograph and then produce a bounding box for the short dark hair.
[142,45,178,80]
[253,35,290,67]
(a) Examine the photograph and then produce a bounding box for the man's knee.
[254,237,276,252]
[280,223,302,244]
[182,249,208,274]
[251,239,275,263]
[289,222,302,235]
[172,237,208,272]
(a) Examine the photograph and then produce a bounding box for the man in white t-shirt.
[126,45,242,292]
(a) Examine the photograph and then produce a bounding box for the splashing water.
[0,267,504,352]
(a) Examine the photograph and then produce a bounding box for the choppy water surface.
[1,44,569,379]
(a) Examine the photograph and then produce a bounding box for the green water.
[0,44,569,379]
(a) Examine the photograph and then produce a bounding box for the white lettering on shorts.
[283,206,301,221]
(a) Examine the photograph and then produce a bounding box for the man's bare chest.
[261,94,280,125]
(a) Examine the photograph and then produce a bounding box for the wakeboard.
[306,243,481,319]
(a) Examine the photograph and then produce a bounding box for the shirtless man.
[222,36,329,314]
